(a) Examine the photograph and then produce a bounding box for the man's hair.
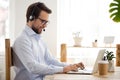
[26,2,52,22]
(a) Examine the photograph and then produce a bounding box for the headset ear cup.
[29,15,34,21]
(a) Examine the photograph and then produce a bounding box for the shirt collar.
[24,25,41,40]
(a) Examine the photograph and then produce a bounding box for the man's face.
[32,10,49,34]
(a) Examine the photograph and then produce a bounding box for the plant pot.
[73,37,82,47]
[108,60,115,72]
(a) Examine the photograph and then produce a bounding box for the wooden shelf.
[67,46,116,48]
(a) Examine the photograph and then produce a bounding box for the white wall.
[9,0,57,56]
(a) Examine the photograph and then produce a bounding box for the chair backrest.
[5,39,13,80]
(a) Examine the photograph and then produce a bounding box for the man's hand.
[63,62,85,73]
[75,62,85,70]
[63,64,78,73]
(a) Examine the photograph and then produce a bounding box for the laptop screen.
[92,49,106,73]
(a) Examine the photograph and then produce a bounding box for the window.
[0,0,9,53]
[57,0,117,64]
[57,0,120,47]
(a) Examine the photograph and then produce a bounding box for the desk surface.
[44,67,120,80]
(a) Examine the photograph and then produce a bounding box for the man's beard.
[32,26,40,34]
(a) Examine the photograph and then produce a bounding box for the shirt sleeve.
[13,37,64,75]
[44,48,69,67]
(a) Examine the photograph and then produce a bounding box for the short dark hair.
[26,2,52,22]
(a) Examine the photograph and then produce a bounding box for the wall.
[9,0,57,56]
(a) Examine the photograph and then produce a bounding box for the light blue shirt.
[13,25,68,80]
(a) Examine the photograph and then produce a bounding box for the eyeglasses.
[38,17,49,25]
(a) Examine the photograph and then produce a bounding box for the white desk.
[44,67,120,80]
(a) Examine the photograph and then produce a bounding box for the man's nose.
[42,24,47,28]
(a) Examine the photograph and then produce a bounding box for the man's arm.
[44,48,69,67]
[44,47,85,69]
[13,37,65,75]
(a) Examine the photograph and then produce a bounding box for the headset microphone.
[43,29,45,31]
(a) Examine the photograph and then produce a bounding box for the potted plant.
[109,0,120,66]
[72,32,82,47]
[104,50,116,72]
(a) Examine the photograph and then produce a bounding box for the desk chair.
[5,39,13,80]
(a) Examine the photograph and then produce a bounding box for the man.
[13,2,85,80]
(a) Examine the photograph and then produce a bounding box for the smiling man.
[13,2,85,80]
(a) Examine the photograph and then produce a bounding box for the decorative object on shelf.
[72,32,82,47]
[109,0,120,23]
[104,50,115,72]
[60,43,67,62]
[92,39,97,47]
[103,36,115,47]
[116,44,120,66]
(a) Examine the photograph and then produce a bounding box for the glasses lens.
[38,18,48,25]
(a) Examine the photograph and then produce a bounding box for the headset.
[29,3,40,21]
[29,3,46,31]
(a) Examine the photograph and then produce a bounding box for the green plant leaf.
[105,50,115,61]
[110,2,119,7]
[109,0,120,22]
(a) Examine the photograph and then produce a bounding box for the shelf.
[67,46,116,48]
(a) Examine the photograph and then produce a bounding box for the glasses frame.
[38,17,49,25]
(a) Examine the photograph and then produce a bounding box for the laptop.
[67,49,106,75]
